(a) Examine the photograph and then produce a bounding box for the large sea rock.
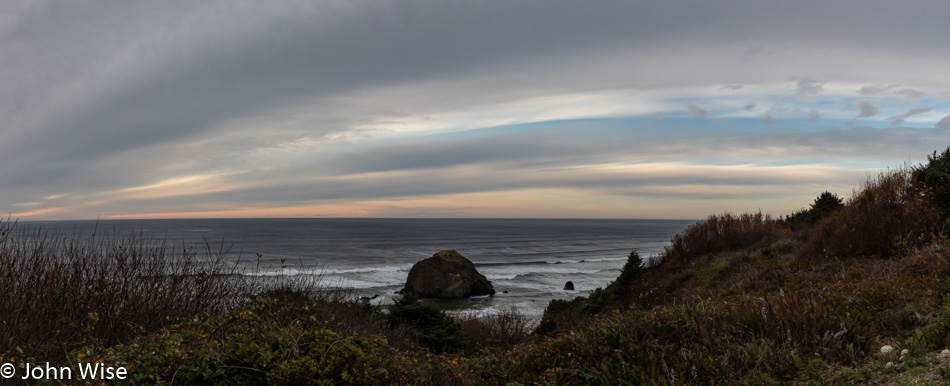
[401,250,495,299]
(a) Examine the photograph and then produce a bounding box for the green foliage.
[387,295,465,353]
[914,147,950,236]
[533,299,572,335]
[81,295,397,385]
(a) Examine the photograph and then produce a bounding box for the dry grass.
[0,219,315,362]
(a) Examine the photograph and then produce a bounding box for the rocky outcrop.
[563,281,575,291]
[401,250,495,299]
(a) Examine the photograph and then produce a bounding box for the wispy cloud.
[687,104,710,119]
[889,107,932,125]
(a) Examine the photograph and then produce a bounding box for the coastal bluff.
[401,250,495,299]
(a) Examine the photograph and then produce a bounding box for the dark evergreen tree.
[617,250,644,286]
[784,191,844,227]
[809,191,844,221]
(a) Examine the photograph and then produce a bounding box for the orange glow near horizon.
[5,185,823,222]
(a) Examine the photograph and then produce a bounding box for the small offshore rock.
[564,281,575,291]
[502,290,509,294]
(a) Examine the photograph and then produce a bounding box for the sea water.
[17,218,693,317]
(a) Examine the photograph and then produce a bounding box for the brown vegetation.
[655,211,789,272]
[804,168,943,259]
[0,221,318,363]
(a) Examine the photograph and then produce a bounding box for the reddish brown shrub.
[456,309,531,350]
[804,169,942,259]
[655,211,788,271]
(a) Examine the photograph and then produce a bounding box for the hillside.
[533,148,950,384]
[4,149,950,384]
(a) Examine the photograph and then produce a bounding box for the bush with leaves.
[657,211,788,271]
[81,295,398,385]
[387,295,465,353]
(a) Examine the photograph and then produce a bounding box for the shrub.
[456,309,531,350]
[914,147,950,236]
[387,295,465,353]
[804,168,942,259]
[87,295,397,385]
[0,220,304,363]
[656,211,788,271]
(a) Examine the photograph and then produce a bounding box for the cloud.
[899,88,926,98]
[743,103,756,110]
[687,104,709,118]
[857,84,899,95]
[793,78,824,96]
[854,100,879,117]
[889,106,932,125]
[809,110,821,122]
[762,112,776,124]
[857,84,926,100]
[650,113,664,123]
[937,114,950,129]
[722,84,743,90]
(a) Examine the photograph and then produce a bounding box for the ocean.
[16,218,694,317]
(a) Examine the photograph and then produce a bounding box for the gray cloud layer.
[4,0,950,218]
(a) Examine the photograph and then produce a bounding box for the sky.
[3,0,950,221]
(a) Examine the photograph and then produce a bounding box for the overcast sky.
[3,0,950,220]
